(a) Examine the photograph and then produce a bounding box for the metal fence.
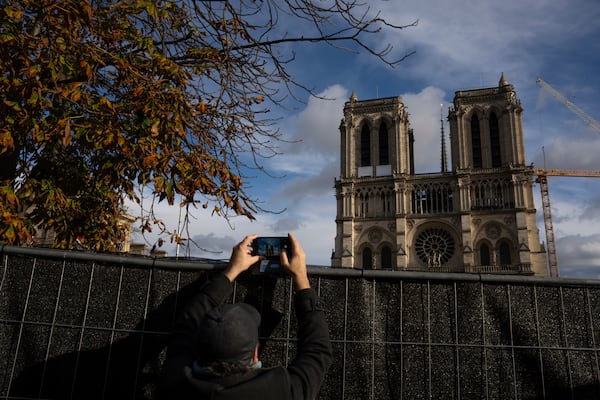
[1,244,599,399]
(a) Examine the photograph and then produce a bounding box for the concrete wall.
[1,246,599,399]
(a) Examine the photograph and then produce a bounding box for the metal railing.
[1,244,599,399]
[464,263,532,274]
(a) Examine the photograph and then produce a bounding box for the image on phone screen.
[254,237,289,273]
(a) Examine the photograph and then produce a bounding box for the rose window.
[415,228,455,267]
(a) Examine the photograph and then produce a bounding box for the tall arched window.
[362,247,373,269]
[480,243,491,266]
[360,124,371,167]
[489,112,501,167]
[471,114,482,168]
[381,246,392,268]
[499,242,511,265]
[378,123,389,165]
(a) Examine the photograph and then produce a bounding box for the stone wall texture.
[1,246,599,399]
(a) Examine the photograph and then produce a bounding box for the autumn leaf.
[63,118,71,146]
[150,120,160,136]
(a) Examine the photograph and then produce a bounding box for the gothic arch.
[378,121,390,166]
[373,115,394,165]
[475,239,494,266]
[488,110,502,167]
[359,122,371,167]
[497,239,514,266]
[377,242,394,269]
[355,226,394,268]
[472,221,516,267]
[473,221,504,243]
[465,105,485,118]
[375,115,394,128]
[469,111,482,168]
[359,244,373,269]
[358,226,393,245]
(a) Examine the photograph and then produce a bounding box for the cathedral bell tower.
[333,93,412,269]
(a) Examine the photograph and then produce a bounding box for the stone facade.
[332,75,548,276]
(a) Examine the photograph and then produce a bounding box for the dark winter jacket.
[159,273,333,399]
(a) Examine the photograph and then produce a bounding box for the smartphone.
[252,236,290,273]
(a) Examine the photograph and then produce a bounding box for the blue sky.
[131,0,600,279]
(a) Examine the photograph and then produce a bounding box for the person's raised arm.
[280,233,332,399]
[280,233,310,291]
[224,234,261,282]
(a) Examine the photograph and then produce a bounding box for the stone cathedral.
[332,74,548,276]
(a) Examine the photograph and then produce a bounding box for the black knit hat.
[197,303,261,365]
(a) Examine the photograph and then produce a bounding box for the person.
[159,233,333,399]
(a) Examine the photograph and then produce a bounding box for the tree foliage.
[0,0,414,251]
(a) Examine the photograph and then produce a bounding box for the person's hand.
[280,233,310,290]
[224,235,261,282]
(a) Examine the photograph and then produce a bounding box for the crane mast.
[535,173,558,277]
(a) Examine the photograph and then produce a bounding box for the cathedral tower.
[332,75,547,276]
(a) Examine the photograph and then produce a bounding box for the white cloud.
[274,160,337,205]
[401,86,447,173]
[270,84,347,175]
[268,218,303,233]
[376,0,600,88]
[530,135,600,170]
[188,232,237,257]
[556,234,600,279]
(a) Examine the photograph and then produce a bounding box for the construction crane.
[536,77,600,133]
[535,78,600,277]
[534,169,600,277]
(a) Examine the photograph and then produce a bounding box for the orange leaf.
[63,119,71,146]
[151,120,160,136]
[99,97,114,111]
[143,154,157,168]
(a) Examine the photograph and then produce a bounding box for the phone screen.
[253,237,289,273]
[255,237,288,258]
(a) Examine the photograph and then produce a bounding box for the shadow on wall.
[482,284,600,400]
[8,272,284,400]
